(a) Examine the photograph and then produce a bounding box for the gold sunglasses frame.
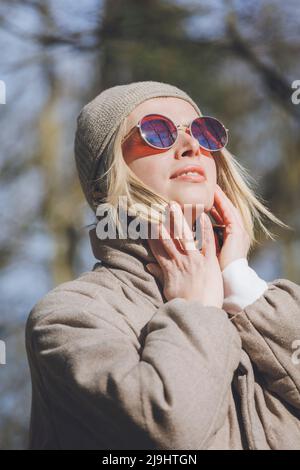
[122,113,229,152]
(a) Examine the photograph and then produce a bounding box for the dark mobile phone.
[212,224,225,252]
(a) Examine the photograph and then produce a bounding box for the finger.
[214,230,221,255]
[158,220,180,259]
[148,219,180,266]
[146,263,164,285]
[210,205,224,224]
[147,232,171,269]
[214,185,238,226]
[201,212,217,258]
[169,201,196,252]
[215,185,240,218]
[163,205,185,253]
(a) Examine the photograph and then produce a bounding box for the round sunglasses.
[122,113,229,152]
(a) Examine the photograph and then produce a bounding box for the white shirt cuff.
[222,257,268,315]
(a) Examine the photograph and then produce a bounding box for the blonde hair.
[91,115,291,250]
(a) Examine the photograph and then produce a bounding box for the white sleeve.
[221,257,269,315]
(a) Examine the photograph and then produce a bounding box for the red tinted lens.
[191,117,227,151]
[140,114,177,148]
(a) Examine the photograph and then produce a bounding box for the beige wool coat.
[25,228,300,450]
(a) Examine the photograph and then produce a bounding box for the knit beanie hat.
[74,80,201,213]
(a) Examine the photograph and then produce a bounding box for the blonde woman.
[25,81,300,450]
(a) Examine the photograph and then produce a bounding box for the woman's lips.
[170,173,206,183]
[171,164,206,181]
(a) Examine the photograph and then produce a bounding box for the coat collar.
[88,227,165,307]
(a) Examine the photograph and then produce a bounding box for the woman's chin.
[168,189,209,209]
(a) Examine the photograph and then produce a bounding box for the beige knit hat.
[74,80,201,212]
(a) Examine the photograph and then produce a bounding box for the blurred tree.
[0,0,300,449]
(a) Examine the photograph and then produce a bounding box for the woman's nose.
[174,126,201,158]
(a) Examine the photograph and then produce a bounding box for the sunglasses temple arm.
[122,125,137,144]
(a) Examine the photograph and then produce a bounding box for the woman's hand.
[146,202,224,309]
[210,184,251,272]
